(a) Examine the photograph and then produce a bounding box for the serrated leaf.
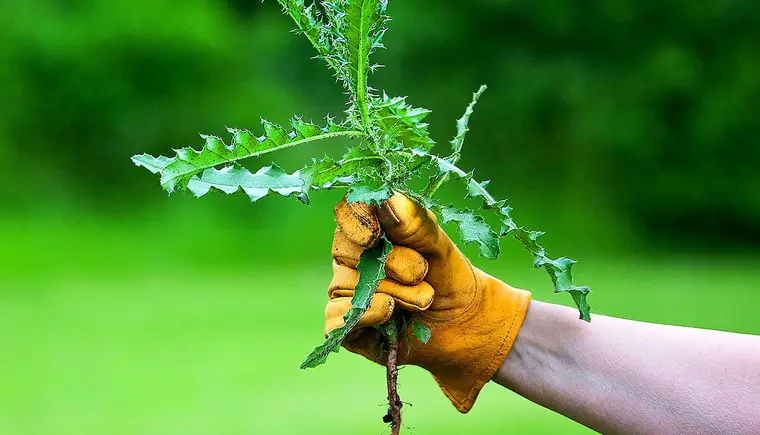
[450,85,487,158]
[186,164,304,203]
[346,179,393,205]
[422,153,500,208]
[130,154,173,174]
[301,234,393,369]
[131,117,364,193]
[436,204,500,259]
[415,148,592,319]
[421,86,487,195]
[411,318,431,344]
[343,0,389,124]
[499,205,592,321]
[375,93,435,150]
[298,147,384,203]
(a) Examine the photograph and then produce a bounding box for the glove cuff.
[423,278,531,413]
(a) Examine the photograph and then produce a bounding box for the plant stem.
[386,331,402,435]
[381,315,402,435]
[423,154,461,198]
[424,172,450,197]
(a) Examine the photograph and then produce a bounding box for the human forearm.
[493,300,760,434]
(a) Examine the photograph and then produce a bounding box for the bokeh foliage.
[2,0,759,244]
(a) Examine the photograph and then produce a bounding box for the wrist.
[491,301,589,413]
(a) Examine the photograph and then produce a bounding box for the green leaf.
[415,149,592,319]
[449,85,487,158]
[186,164,304,203]
[499,206,592,321]
[298,147,384,203]
[301,234,393,369]
[277,0,342,77]
[421,86,487,195]
[131,117,364,193]
[346,179,393,205]
[130,155,173,175]
[432,203,500,260]
[411,318,431,344]
[421,152,500,208]
[375,94,434,150]
[343,0,389,125]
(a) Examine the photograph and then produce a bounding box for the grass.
[1,216,758,434]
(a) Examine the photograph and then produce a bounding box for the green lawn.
[2,219,758,434]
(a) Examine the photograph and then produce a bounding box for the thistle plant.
[132,1,591,432]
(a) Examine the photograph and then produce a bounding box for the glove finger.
[377,193,477,304]
[334,199,380,248]
[332,229,428,285]
[330,262,434,311]
[377,192,448,258]
[324,293,395,336]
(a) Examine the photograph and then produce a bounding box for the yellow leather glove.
[326,193,531,413]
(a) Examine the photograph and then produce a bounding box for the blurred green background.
[1,1,759,434]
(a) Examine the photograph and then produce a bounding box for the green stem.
[424,172,450,197]
[356,3,371,130]
[255,130,366,158]
[341,154,384,165]
[423,154,462,198]
[181,131,366,187]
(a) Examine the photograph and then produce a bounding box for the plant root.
[385,337,402,435]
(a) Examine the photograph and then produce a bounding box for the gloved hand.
[326,193,531,413]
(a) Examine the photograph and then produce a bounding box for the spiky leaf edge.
[131,117,364,193]
[411,152,592,321]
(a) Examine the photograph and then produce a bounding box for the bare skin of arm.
[492,300,760,434]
